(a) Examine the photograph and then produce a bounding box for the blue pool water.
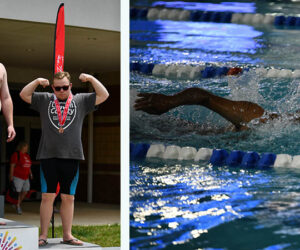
[130,1,300,249]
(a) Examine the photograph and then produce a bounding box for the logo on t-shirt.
[48,98,77,130]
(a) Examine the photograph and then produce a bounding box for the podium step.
[43,238,103,249]
[0,218,38,249]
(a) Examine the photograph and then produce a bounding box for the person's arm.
[134,87,265,129]
[0,63,16,142]
[9,163,15,182]
[79,73,109,105]
[134,88,210,115]
[19,78,49,104]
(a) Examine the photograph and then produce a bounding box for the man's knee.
[41,193,56,203]
[60,194,74,203]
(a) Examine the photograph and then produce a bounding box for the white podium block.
[0,219,38,250]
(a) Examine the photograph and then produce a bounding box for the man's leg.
[60,194,74,240]
[134,87,265,129]
[39,193,56,240]
[58,159,83,245]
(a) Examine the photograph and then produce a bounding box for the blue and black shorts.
[40,158,79,195]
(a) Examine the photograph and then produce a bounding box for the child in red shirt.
[10,142,32,214]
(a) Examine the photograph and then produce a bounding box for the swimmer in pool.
[134,87,283,132]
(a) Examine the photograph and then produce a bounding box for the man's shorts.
[40,158,79,195]
[13,177,30,192]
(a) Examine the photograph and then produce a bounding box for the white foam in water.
[152,64,167,77]
[274,154,292,167]
[291,155,300,168]
[158,8,169,20]
[178,10,190,21]
[231,13,243,23]
[194,148,213,161]
[263,14,275,25]
[168,9,181,20]
[279,69,292,78]
[189,66,204,80]
[146,144,166,158]
[177,65,193,80]
[252,14,264,24]
[241,13,254,24]
[163,145,181,159]
[178,146,197,160]
[147,8,160,20]
[292,70,300,78]
[266,68,280,78]
[165,65,179,78]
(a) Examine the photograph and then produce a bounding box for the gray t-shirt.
[31,92,97,160]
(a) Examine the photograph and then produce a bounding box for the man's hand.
[37,78,50,88]
[79,73,92,82]
[7,125,16,142]
[134,93,173,115]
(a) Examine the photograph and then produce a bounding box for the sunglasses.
[54,85,70,91]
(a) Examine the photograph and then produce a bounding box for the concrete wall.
[0,0,120,31]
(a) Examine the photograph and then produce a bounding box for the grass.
[46,224,120,247]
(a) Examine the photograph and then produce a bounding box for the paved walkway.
[3,201,120,249]
[4,201,120,227]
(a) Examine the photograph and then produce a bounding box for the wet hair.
[53,71,71,84]
[16,141,28,151]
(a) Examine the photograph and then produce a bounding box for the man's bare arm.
[19,78,50,104]
[0,63,16,142]
[79,73,109,105]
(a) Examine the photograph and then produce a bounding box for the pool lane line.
[130,62,300,79]
[130,143,297,169]
[131,7,300,28]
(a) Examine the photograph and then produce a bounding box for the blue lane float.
[209,149,229,166]
[131,143,150,160]
[241,151,260,168]
[226,150,245,167]
[130,143,300,169]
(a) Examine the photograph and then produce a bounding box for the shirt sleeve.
[78,93,98,115]
[30,92,49,112]
[10,152,18,164]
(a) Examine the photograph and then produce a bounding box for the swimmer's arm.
[20,78,49,104]
[79,73,109,105]
[135,88,212,115]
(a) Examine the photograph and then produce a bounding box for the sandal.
[61,238,83,246]
[39,238,48,247]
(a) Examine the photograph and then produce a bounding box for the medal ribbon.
[54,93,73,127]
